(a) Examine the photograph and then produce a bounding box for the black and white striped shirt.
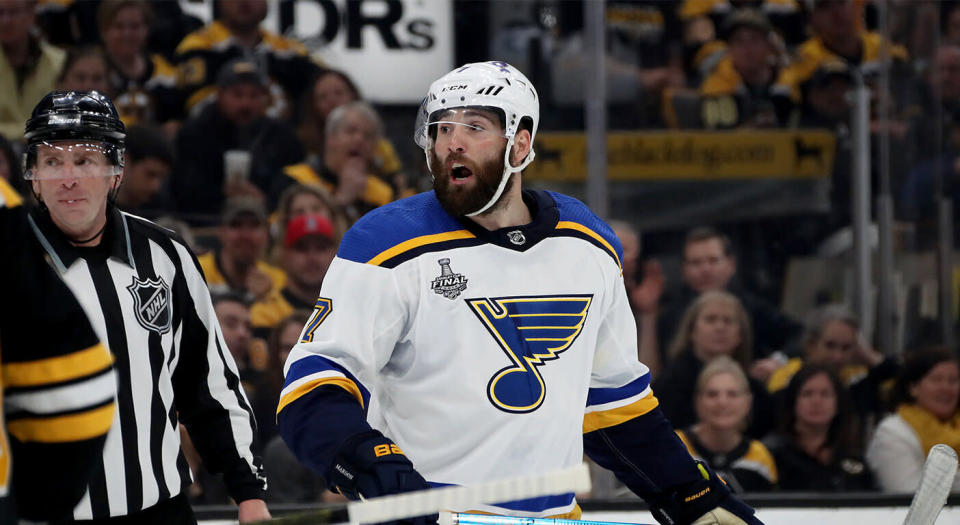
[27,207,266,520]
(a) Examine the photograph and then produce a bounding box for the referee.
[22,91,270,524]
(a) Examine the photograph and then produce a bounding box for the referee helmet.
[23,91,126,180]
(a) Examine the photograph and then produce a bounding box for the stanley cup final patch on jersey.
[127,276,173,334]
[431,258,468,300]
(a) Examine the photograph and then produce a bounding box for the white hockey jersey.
[280,190,656,517]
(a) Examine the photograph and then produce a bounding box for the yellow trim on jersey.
[555,221,622,271]
[176,21,232,54]
[3,343,113,388]
[0,178,23,208]
[7,402,115,443]
[185,84,217,111]
[283,163,394,206]
[366,230,477,266]
[583,392,659,433]
[277,376,364,415]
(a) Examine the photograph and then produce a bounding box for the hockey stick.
[348,463,591,525]
[442,511,648,525]
[902,443,959,525]
[257,463,592,525]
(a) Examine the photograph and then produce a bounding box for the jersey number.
[467,295,593,414]
[301,298,333,343]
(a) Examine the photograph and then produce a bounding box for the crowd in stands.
[2,0,960,505]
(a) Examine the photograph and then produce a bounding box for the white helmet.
[415,61,539,216]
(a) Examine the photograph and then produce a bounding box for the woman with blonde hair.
[676,356,777,493]
[653,290,774,437]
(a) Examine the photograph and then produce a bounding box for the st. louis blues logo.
[431,258,468,300]
[467,295,593,413]
[127,276,172,334]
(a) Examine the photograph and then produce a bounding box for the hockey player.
[278,62,764,525]
[0,177,116,523]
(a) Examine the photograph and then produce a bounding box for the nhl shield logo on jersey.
[127,276,172,334]
[431,258,468,300]
[506,230,526,245]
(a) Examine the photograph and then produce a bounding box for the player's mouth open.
[451,164,473,182]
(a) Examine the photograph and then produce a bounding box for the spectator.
[173,58,304,224]
[901,45,960,245]
[0,134,24,195]
[254,311,309,446]
[767,304,898,426]
[610,219,665,377]
[679,0,807,49]
[98,0,181,126]
[656,227,802,371]
[115,124,174,218]
[297,69,411,196]
[0,0,65,139]
[175,0,321,119]
[699,8,789,129]
[278,101,393,220]
[653,290,775,439]
[252,213,338,335]
[676,356,778,493]
[271,183,348,246]
[56,46,112,95]
[213,291,268,381]
[866,348,960,493]
[198,197,287,301]
[763,364,874,491]
[774,0,910,107]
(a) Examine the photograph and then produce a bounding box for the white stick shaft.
[444,511,647,525]
[903,444,959,525]
[347,463,591,525]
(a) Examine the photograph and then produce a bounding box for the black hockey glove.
[649,462,763,525]
[328,430,436,524]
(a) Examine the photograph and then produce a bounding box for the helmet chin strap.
[464,137,535,217]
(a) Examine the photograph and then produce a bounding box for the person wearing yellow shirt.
[278,101,394,222]
[699,8,789,129]
[174,0,321,119]
[252,213,337,336]
[774,0,909,104]
[198,197,287,301]
[768,304,899,423]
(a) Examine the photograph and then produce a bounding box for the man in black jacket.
[172,58,303,225]
[657,227,802,369]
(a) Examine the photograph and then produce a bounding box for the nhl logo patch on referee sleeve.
[127,276,173,334]
[431,258,468,300]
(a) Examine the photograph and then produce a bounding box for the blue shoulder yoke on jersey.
[547,190,623,271]
[337,191,481,268]
[337,190,623,270]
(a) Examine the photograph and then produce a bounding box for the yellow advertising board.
[525,130,837,182]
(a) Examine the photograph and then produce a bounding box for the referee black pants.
[54,494,197,525]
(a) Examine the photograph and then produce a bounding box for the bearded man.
[276,62,765,525]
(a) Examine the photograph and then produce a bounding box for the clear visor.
[414,107,506,151]
[24,140,121,180]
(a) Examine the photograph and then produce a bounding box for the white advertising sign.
[279,0,453,103]
[179,0,454,104]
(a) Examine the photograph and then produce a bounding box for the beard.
[429,144,512,217]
